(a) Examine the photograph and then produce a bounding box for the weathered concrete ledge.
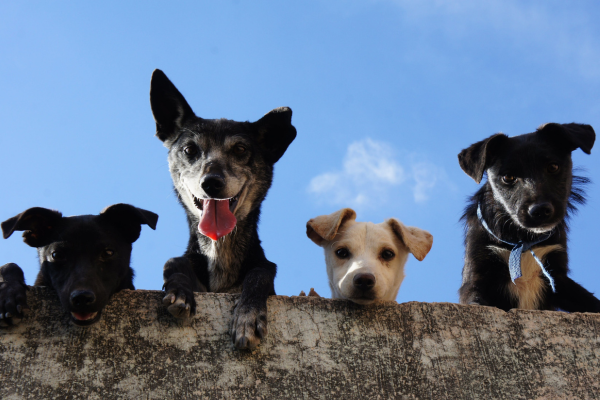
[1,288,600,399]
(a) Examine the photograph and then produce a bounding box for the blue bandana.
[477,204,556,292]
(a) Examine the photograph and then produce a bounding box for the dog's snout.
[201,175,226,197]
[353,273,376,290]
[528,202,554,222]
[70,290,96,307]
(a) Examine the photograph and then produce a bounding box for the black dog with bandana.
[458,122,600,312]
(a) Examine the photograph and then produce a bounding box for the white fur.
[307,211,432,305]
[487,171,524,228]
[325,221,410,304]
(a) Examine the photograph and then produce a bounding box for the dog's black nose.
[353,273,376,290]
[528,202,554,222]
[70,290,96,307]
[201,175,226,197]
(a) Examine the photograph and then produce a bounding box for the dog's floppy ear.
[458,133,508,183]
[100,204,158,243]
[386,218,433,261]
[306,208,356,246]
[150,69,196,143]
[1,208,63,247]
[537,123,596,155]
[252,107,297,164]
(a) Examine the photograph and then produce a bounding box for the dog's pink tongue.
[199,199,237,241]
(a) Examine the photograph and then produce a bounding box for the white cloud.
[308,138,446,208]
[412,162,439,203]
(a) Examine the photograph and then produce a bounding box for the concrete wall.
[1,287,600,399]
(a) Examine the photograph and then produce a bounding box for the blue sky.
[1,1,600,304]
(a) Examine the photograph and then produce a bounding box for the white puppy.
[306,208,433,304]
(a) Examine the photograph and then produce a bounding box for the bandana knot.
[477,204,556,292]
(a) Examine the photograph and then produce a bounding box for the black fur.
[150,69,296,349]
[458,122,600,312]
[0,263,28,327]
[0,204,157,326]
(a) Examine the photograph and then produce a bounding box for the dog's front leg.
[458,280,490,306]
[162,257,206,319]
[552,275,600,313]
[230,264,275,350]
[0,263,29,327]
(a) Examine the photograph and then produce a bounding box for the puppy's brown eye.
[184,146,198,156]
[51,251,65,261]
[381,249,395,261]
[335,248,350,259]
[103,249,114,258]
[233,144,246,155]
[547,163,560,174]
[501,175,516,184]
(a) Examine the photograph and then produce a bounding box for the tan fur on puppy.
[490,244,564,310]
[307,208,433,304]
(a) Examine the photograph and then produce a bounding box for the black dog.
[0,204,157,326]
[150,69,296,349]
[458,122,600,312]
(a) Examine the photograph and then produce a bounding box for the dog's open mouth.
[192,191,242,241]
[70,311,100,326]
[193,194,239,213]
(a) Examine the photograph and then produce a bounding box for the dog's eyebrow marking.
[488,171,524,229]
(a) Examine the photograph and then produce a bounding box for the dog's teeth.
[193,195,204,210]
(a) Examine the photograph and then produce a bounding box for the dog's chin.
[70,310,102,326]
[348,298,377,305]
[528,225,557,234]
[345,291,378,305]
[519,219,560,234]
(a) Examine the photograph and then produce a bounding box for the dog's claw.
[164,292,192,319]
[256,322,267,340]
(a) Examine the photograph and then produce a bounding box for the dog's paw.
[162,287,196,319]
[0,264,29,327]
[230,301,268,350]
[162,277,197,319]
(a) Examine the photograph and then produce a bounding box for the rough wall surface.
[1,287,600,399]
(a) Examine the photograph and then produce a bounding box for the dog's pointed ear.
[387,218,433,261]
[537,123,596,155]
[100,204,158,243]
[150,69,196,143]
[458,133,508,183]
[1,208,63,247]
[252,107,297,164]
[306,208,356,246]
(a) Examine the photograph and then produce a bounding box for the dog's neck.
[191,208,261,292]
